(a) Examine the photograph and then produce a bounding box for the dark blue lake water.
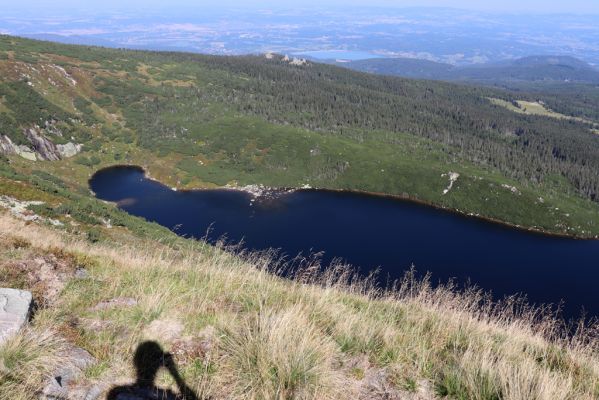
[90,166,599,320]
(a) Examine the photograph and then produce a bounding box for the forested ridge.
[118,51,599,201]
[1,35,599,236]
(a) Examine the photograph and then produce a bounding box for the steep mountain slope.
[1,35,599,236]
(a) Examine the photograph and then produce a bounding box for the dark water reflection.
[90,166,599,320]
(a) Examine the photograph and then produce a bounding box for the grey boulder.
[0,288,32,345]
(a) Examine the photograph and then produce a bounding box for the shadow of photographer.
[107,341,199,400]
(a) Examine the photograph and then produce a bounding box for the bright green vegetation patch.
[488,97,565,118]
[488,97,598,128]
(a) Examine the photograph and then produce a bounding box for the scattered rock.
[171,325,216,364]
[41,345,96,400]
[0,196,66,226]
[3,254,75,306]
[52,65,77,86]
[501,183,521,195]
[0,125,81,161]
[0,288,32,345]
[92,297,137,311]
[144,319,184,343]
[226,184,296,205]
[0,135,37,161]
[0,195,44,222]
[74,268,89,280]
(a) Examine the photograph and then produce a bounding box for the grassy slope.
[0,35,598,237]
[1,208,599,400]
[0,160,597,399]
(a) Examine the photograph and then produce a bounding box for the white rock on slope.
[0,135,37,161]
[0,288,33,345]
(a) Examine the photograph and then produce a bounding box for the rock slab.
[0,288,32,345]
[42,345,97,400]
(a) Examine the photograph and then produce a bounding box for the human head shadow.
[107,341,200,400]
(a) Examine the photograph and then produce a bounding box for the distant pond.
[90,166,599,320]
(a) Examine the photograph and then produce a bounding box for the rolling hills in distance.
[332,55,599,86]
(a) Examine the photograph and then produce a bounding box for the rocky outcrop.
[25,127,61,161]
[0,135,37,161]
[41,345,97,400]
[0,288,33,345]
[278,54,309,66]
[0,195,62,226]
[0,125,82,161]
[289,57,308,66]
[442,172,460,195]
[57,142,83,158]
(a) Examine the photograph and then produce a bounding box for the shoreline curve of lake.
[93,164,595,241]
[90,165,599,320]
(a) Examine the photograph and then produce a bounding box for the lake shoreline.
[90,164,598,241]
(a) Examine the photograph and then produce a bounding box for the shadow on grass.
[106,341,201,400]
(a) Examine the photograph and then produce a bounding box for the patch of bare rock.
[92,297,138,311]
[0,121,82,161]
[41,345,97,400]
[0,288,32,345]
[346,355,437,400]
[3,254,77,306]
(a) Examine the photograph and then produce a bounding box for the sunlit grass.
[1,213,598,399]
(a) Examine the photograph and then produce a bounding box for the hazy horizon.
[2,1,599,66]
[3,0,599,15]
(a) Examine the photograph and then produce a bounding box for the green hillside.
[1,35,599,237]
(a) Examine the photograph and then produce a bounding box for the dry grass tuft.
[221,305,345,399]
[0,328,69,400]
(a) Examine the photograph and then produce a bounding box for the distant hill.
[340,55,599,85]
[22,34,119,48]
[334,57,455,80]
